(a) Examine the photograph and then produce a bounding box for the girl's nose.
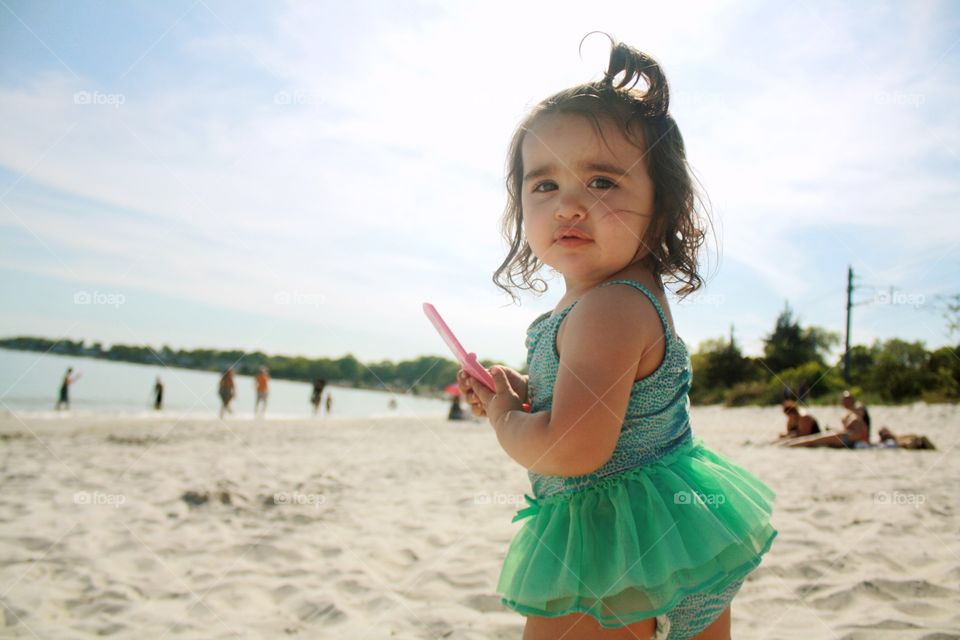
[555,189,588,221]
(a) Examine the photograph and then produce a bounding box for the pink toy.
[423,303,496,391]
[423,303,531,412]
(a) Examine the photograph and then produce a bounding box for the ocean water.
[0,348,450,419]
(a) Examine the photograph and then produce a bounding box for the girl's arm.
[474,286,659,476]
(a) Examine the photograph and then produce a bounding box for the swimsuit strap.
[599,279,673,340]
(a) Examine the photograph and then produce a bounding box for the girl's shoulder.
[557,279,670,353]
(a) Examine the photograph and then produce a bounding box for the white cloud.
[1,0,958,362]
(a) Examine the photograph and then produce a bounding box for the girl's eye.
[589,177,617,189]
[532,181,558,193]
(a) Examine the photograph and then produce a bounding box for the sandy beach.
[0,404,958,639]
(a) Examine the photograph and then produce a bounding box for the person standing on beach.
[311,377,327,415]
[447,395,465,421]
[218,369,235,418]
[55,367,80,410]
[325,393,332,415]
[254,367,270,416]
[458,40,776,638]
[154,377,164,411]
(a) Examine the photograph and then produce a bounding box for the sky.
[1,0,958,370]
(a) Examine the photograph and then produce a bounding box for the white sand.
[0,405,957,639]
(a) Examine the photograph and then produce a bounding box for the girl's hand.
[456,369,486,417]
[458,367,528,417]
[472,367,525,428]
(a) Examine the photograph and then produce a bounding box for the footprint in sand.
[294,599,345,623]
[462,593,504,613]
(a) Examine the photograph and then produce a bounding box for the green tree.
[690,328,755,403]
[865,339,936,402]
[942,293,960,337]
[762,303,838,373]
[845,344,876,386]
[335,354,362,383]
[926,345,960,401]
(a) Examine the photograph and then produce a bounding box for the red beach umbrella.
[444,383,461,396]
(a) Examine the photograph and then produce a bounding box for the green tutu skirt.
[497,438,777,627]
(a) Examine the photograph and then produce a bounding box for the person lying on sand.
[781,411,870,450]
[878,427,937,450]
[784,391,875,448]
[771,400,820,443]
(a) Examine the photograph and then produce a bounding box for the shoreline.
[0,345,454,397]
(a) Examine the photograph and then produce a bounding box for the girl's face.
[520,112,655,286]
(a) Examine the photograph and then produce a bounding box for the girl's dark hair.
[493,37,710,300]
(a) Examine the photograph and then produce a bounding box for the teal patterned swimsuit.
[496,280,777,639]
[526,280,694,499]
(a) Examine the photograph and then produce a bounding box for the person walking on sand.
[457,39,776,638]
[311,377,327,415]
[55,367,81,410]
[325,393,332,415]
[154,376,164,411]
[254,367,270,416]
[218,369,235,418]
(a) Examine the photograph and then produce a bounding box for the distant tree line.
[0,337,465,395]
[5,305,958,405]
[690,304,960,405]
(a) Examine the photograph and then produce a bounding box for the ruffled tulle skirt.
[497,438,777,628]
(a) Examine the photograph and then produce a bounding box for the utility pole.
[843,266,853,383]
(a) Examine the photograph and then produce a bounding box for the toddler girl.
[459,40,776,640]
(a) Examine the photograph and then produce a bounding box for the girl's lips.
[555,236,592,248]
[554,227,592,247]
[554,227,591,241]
